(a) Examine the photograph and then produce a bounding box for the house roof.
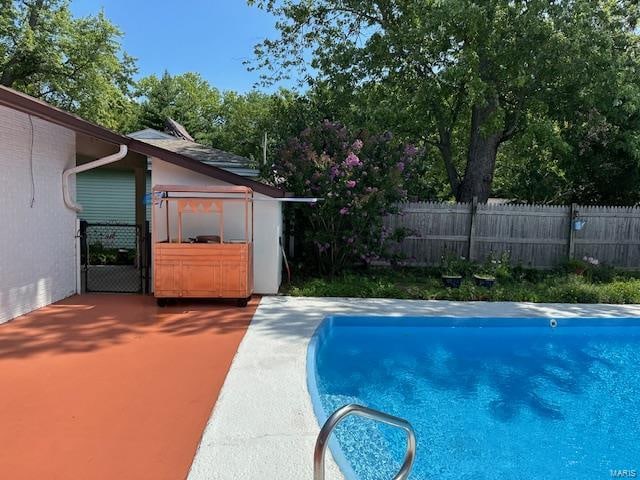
[128,128,175,140]
[0,86,284,198]
[129,129,258,174]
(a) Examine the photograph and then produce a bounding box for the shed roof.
[128,128,175,140]
[0,86,285,198]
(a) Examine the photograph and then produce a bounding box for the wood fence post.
[568,203,577,259]
[468,196,478,261]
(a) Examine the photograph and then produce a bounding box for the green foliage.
[251,0,640,203]
[476,251,512,279]
[493,116,572,203]
[285,267,640,304]
[564,258,589,275]
[585,264,617,284]
[88,242,134,265]
[133,72,320,162]
[564,256,617,284]
[135,71,222,141]
[439,252,467,277]
[440,250,512,280]
[0,0,137,131]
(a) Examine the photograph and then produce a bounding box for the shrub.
[564,258,589,275]
[283,266,640,304]
[440,252,469,276]
[548,276,602,303]
[273,122,418,274]
[585,263,616,283]
[564,255,617,284]
[475,251,512,280]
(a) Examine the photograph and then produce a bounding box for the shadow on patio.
[0,294,254,359]
[0,294,258,480]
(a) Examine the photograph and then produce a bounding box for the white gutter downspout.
[63,144,128,212]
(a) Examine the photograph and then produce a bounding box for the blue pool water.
[308,316,640,480]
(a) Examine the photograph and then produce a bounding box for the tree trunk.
[437,129,460,195]
[457,133,500,202]
[0,70,15,87]
[457,98,502,203]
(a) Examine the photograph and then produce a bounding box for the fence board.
[386,201,640,269]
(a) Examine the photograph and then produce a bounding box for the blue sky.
[70,1,286,92]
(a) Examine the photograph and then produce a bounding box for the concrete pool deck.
[187,296,640,480]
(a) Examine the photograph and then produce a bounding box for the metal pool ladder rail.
[313,404,417,480]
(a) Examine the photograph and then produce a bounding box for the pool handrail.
[313,403,416,480]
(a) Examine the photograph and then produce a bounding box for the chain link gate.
[81,223,144,293]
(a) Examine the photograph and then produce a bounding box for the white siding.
[151,159,283,295]
[0,105,77,324]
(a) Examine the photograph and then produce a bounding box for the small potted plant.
[473,253,501,288]
[440,253,465,288]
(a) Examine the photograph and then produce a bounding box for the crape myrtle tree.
[249,0,640,202]
[276,121,417,273]
[0,0,137,131]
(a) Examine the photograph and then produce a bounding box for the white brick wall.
[0,105,77,324]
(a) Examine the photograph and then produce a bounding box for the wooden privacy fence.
[384,200,640,269]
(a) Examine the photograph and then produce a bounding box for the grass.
[282,267,640,304]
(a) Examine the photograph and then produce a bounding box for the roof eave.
[0,86,286,198]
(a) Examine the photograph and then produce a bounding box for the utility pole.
[262,131,268,166]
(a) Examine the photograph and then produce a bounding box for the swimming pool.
[307,316,640,479]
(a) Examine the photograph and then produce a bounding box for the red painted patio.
[0,294,257,480]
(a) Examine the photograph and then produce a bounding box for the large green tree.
[134,71,318,163]
[250,0,640,203]
[212,88,320,162]
[0,0,137,131]
[135,71,222,142]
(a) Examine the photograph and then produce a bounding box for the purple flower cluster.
[315,241,330,253]
[404,144,418,157]
[351,139,364,153]
[344,153,362,167]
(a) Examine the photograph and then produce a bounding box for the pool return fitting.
[313,404,416,480]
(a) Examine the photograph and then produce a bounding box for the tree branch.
[27,0,44,29]
[330,5,383,26]
[501,107,522,142]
